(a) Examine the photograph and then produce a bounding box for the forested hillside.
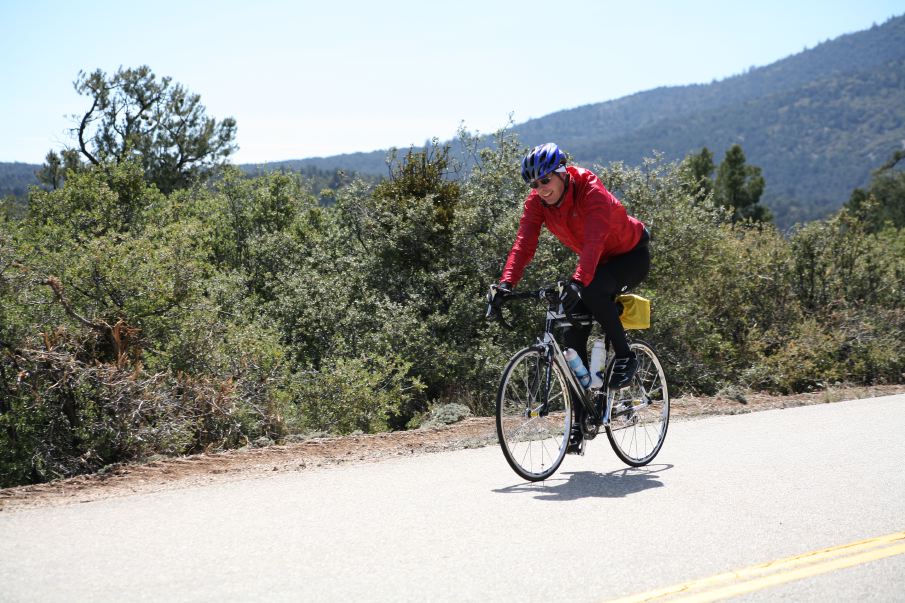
[255,14,905,229]
[573,59,905,226]
[514,16,905,227]
[517,14,905,146]
[4,16,903,228]
[0,163,38,218]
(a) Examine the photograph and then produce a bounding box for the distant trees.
[35,149,82,190]
[68,65,237,193]
[715,144,770,223]
[682,147,715,199]
[682,144,772,224]
[845,149,905,231]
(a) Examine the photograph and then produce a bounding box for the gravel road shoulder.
[2,385,903,512]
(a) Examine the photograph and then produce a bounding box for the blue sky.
[1,0,903,164]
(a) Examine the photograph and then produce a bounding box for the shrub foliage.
[1,129,903,487]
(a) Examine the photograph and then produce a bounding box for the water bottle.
[564,348,591,389]
[589,340,606,389]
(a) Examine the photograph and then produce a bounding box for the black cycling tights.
[562,237,650,367]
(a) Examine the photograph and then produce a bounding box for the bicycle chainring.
[581,415,599,439]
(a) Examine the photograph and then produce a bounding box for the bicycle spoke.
[605,340,670,466]
[496,348,571,481]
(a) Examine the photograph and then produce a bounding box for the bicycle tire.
[496,347,572,481]
[605,339,670,466]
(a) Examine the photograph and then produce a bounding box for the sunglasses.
[528,175,554,189]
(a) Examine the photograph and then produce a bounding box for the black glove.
[485,282,512,320]
[559,280,583,313]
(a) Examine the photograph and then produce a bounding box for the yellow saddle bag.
[617,294,651,329]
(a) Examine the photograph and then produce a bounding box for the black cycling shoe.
[608,353,638,389]
[566,428,584,455]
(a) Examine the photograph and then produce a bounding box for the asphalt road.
[2,394,904,602]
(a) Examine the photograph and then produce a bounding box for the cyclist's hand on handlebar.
[559,280,583,314]
[485,282,512,320]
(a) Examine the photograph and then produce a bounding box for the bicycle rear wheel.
[496,347,572,481]
[605,340,669,466]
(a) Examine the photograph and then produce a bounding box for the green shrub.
[2,129,904,488]
[292,354,423,435]
[421,403,472,428]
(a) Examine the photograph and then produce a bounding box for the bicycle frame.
[492,283,636,431]
[535,308,610,428]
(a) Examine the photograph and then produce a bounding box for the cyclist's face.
[534,172,565,205]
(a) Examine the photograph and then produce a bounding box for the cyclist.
[489,142,651,394]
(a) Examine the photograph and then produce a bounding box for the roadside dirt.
[2,385,903,512]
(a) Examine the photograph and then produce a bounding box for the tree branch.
[77,97,101,166]
[43,277,109,333]
[875,150,905,175]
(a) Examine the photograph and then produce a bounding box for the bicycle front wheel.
[605,340,670,466]
[496,347,572,482]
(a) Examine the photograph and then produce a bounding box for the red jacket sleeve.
[501,198,543,287]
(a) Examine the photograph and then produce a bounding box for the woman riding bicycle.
[490,142,651,390]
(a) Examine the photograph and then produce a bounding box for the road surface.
[1,394,904,601]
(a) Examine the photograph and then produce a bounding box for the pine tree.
[715,144,772,223]
[71,66,237,193]
[683,147,715,198]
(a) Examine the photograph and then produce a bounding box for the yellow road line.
[607,530,905,603]
[674,541,905,603]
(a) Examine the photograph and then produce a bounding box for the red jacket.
[501,166,645,287]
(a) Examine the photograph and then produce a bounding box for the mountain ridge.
[254,14,905,227]
[4,15,904,228]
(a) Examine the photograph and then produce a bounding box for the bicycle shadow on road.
[493,464,672,501]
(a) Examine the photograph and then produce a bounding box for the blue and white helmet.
[521,143,566,183]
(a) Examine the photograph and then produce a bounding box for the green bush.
[420,403,472,428]
[292,354,423,435]
[593,154,904,394]
[2,130,903,488]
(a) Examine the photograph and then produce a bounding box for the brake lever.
[554,280,582,329]
[485,284,515,330]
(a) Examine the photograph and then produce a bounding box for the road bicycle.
[487,282,670,482]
